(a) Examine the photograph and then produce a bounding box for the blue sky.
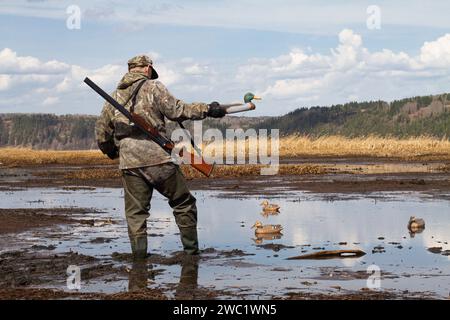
[1,0,450,116]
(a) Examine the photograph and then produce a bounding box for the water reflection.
[127,255,199,299]
[1,188,450,297]
[260,210,280,218]
[128,260,149,292]
[252,234,283,245]
[175,256,199,299]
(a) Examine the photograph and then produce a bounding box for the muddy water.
[1,187,449,299]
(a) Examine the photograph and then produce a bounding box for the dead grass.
[1,135,449,168]
[54,164,327,180]
[278,135,450,160]
[0,148,113,167]
[438,164,450,172]
[181,164,327,179]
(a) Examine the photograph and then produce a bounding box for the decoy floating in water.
[408,216,425,231]
[408,216,425,237]
[260,200,280,213]
[251,221,283,234]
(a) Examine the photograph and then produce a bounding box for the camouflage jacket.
[95,71,209,169]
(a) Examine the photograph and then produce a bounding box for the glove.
[207,101,226,118]
[106,149,119,160]
[97,141,119,160]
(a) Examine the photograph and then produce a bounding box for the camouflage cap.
[127,55,159,79]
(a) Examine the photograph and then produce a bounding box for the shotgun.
[84,77,213,177]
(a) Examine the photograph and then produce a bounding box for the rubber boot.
[130,235,148,260]
[179,227,199,255]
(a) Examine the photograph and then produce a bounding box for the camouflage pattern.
[94,95,119,157]
[127,55,159,79]
[95,71,209,169]
[122,162,199,255]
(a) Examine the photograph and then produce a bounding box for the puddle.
[0,187,449,299]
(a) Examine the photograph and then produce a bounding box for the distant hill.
[0,93,449,150]
[0,114,98,150]
[255,93,450,137]
[0,113,268,150]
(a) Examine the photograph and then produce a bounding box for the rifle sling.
[124,79,147,113]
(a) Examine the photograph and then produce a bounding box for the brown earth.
[1,158,450,199]
[0,208,100,235]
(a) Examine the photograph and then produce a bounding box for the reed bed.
[58,164,328,181]
[1,135,449,168]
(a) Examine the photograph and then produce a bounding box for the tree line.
[0,93,449,150]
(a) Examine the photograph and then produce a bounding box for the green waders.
[121,162,199,259]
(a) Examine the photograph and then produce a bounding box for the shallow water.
[1,187,449,298]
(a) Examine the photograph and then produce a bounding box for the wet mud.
[1,158,449,300]
[0,208,102,235]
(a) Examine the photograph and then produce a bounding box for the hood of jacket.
[117,72,149,90]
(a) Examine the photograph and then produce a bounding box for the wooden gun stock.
[131,112,213,177]
[183,150,214,177]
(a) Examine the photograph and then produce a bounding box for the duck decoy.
[221,92,261,114]
[243,92,261,103]
[260,200,280,212]
[408,216,425,230]
[251,221,283,234]
[407,216,425,237]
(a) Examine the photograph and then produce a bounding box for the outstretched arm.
[154,81,210,122]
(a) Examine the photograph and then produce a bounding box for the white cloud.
[184,64,209,76]
[42,96,59,106]
[0,48,213,113]
[0,48,69,74]
[0,75,11,91]
[419,34,450,68]
[235,29,450,112]
[155,64,180,86]
[3,29,450,115]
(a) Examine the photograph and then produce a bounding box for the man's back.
[96,70,209,169]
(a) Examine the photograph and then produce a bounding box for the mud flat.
[0,158,449,300]
[1,158,450,199]
[0,208,102,235]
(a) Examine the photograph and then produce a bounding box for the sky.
[1,0,450,116]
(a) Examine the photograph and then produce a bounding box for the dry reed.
[1,135,449,168]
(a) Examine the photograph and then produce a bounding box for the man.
[95,55,225,260]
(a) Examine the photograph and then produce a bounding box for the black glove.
[97,141,119,160]
[207,101,226,118]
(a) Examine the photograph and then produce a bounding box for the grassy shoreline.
[1,135,450,167]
